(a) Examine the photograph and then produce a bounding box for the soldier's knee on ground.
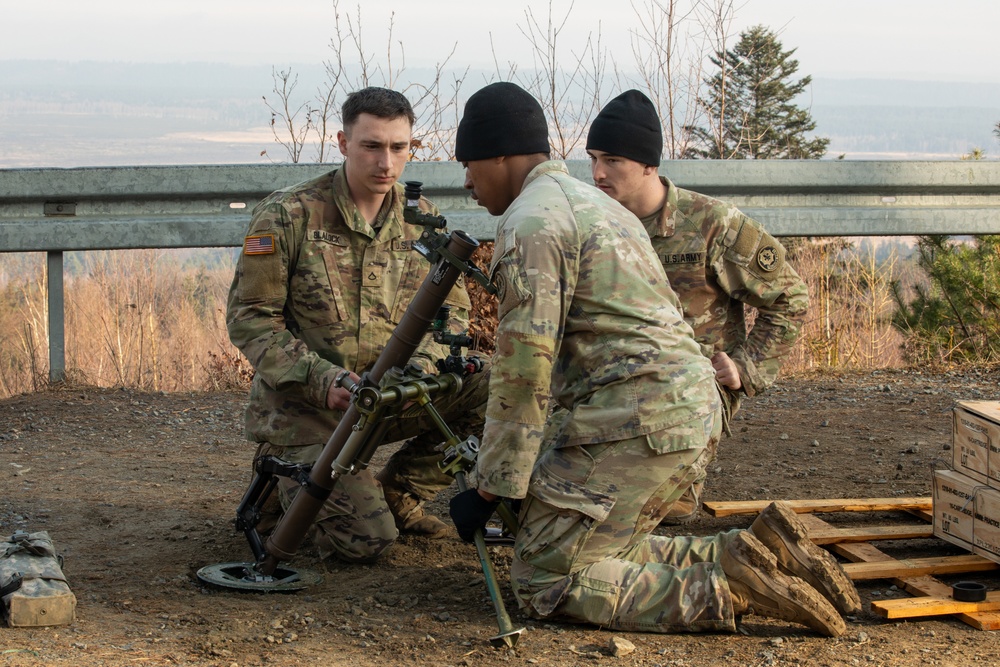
[310,517,398,564]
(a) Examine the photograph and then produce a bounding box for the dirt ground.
[2,367,1000,667]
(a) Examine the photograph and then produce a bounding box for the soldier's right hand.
[326,371,361,411]
[711,351,743,391]
[449,488,500,543]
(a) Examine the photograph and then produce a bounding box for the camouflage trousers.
[258,442,397,563]
[256,365,489,562]
[376,363,490,500]
[510,407,744,633]
[669,382,741,516]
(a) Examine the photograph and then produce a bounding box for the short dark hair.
[342,87,415,131]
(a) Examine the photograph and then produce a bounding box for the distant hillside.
[814,104,999,158]
[0,61,997,167]
[808,78,1000,158]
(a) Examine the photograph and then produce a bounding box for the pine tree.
[893,147,1000,364]
[892,235,1000,364]
[685,25,829,159]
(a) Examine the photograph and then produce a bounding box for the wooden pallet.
[704,497,1000,630]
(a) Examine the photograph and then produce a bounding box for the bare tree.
[623,1,707,159]
[263,0,468,163]
[845,244,902,368]
[262,68,314,163]
[693,0,740,159]
[495,0,609,159]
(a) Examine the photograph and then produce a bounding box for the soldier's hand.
[449,488,500,543]
[326,371,361,411]
[711,351,742,391]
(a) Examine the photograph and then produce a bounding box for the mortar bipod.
[202,363,471,592]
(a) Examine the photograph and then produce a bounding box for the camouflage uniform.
[478,161,743,632]
[227,168,485,561]
[643,175,808,522]
[643,175,808,423]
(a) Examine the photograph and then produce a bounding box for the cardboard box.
[973,482,1000,563]
[932,467,1000,565]
[933,469,977,550]
[952,401,1000,485]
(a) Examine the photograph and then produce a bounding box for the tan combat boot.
[660,483,701,525]
[375,470,450,539]
[722,531,846,637]
[750,501,862,615]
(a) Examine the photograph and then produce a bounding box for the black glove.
[449,488,500,544]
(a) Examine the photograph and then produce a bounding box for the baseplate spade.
[196,562,322,592]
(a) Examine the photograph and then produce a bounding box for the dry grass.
[0,249,251,398]
[785,238,907,373]
[0,239,915,399]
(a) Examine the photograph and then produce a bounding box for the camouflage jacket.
[477,161,718,499]
[642,176,808,398]
[226,168,471,447]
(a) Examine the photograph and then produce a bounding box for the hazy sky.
[7,0,1000,83]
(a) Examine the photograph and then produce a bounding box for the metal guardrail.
[3,161,1000,251]
[2,159,1000,381]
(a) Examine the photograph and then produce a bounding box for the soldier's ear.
[337,130,349,157]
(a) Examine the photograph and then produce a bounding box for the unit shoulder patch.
[756,246,779,272]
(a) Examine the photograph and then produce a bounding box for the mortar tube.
[259,230,480,574]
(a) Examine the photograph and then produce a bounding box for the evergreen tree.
[892,235,1000,364]
[893,147,1000,364]
[685,25,829,159]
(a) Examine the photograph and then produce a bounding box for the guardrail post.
[46,250,65,383]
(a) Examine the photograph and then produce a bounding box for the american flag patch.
[244,234,275,255]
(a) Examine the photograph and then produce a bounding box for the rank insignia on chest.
[363,265,383,287]
[244,234,275,255]
[756,246,779,272]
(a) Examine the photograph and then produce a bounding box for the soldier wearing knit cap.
[587,89,810,525]
[448,81,852,637]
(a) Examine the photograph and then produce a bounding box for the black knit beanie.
[586,89,663,166]
[455,82,550,162]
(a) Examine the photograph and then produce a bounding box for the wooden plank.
[704,497,931,517]
[842,554,1000,581]
[831,541,889,563]
[722,499,1000,629]
[872,593,1000,619]
[831,533,1000,630]
[809,524,933,545]
[795,510,931,545]
[907,508,934,523]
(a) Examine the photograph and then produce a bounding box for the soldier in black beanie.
[449,82,552,216]
[586,89,663,167]
[585,90,813,539]
[454,81,550,163]
[449,82,847,638]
